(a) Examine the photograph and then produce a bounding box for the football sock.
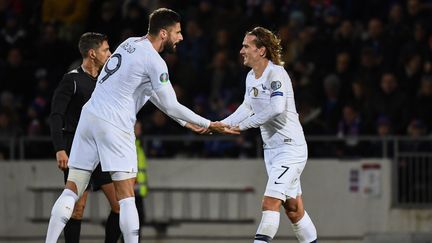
[45,189,79,243]
[105,211,121,243]
[253,210,280,243]
[119,197,139,243]
[64,218,81,243]
[290,211,317,243]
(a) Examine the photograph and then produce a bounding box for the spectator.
[411,75,432,126]
[42,0,89,42]
[320,74,343,134]
[336,104,366,157]
[371,72,409,133]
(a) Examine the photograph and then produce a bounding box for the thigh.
[264,148,306,201]
[93,119,137,172]
[68,112,100,171]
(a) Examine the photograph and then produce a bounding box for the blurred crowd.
[1,0,432,158]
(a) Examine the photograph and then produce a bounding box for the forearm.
[50,114,66,151]
[163,102,210,128]
[150,96,187,127]
[239,97,285,130]
[154,86,210,128]
[221,102,253,126]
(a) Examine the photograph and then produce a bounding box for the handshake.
[185,121,240,135]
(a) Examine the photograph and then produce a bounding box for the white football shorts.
[263,144,308,201]
[69,110,137,173]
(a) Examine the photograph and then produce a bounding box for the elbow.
[271,107,284,118]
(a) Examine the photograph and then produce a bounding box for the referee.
[49,32,121,243]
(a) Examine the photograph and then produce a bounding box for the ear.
[88,49,97,59]
[160,29,167,40]
[259,47,266,57]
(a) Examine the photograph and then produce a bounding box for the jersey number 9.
[99,53,122,84]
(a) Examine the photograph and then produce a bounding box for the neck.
[147,34,164,53]
[252,59,269,79]
[81,58,99,78]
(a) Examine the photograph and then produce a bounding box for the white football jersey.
[84,37,185,133]
[234,61,306,148]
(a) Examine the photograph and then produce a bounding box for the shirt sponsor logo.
[271,80,282,90]
[159,73,169,83]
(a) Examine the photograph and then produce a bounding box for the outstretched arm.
[221,100,254,126]
[152,83,210,128]
[150,92,208,134]
[152,83,238,134]
[238,91,286,131]
[149,95,187,126]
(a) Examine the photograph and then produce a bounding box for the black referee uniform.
[50,66,112,189]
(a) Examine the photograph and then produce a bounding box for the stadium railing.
[27,186,256,236]
[3,135,432,207]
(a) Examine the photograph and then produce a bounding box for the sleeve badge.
[159,72,169,83]
[270,81,282,90]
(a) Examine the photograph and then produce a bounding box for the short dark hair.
[78,32,108,58]
[148,8,181,36]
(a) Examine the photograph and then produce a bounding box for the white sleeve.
[148,56,171,91]
[221,94,253,126]
[152,82,211,128]
[149,95,187,127]
[238,70,287,130]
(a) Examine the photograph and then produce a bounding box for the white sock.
[254,210,280,243]
[119,197,139,243]
[291,211,317,243]
[45,189,78,243]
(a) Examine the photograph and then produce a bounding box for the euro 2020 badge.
[159,72,169,83]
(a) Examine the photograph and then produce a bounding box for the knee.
[71,202,86,219]
[284,202,298,213]
[283,203,303,223]
[261,197,282,211]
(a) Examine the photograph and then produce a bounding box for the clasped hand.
[185,122,240,135]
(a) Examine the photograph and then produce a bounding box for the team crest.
[159,72,169,83]
[271,81,281,90]
[253,87,259,97]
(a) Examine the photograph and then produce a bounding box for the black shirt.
[50,66,96,152]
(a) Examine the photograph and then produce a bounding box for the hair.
[148,8,181,36]
[78,32,108,58]
[246,27,284,66]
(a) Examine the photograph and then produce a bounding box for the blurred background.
[0,0,432,242]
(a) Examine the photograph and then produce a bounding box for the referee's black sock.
[105,211,121,243]
[64,218,81,243]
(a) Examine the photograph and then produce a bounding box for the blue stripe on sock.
[254,234,272,242]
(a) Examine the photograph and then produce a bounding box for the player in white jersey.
[221,27,318,243]
[45,8,235,243]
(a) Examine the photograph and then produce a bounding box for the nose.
[240,48,245,54]
[179,33,183,41]
[107,50,112,57]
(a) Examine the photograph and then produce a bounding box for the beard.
[163,39,176,53]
